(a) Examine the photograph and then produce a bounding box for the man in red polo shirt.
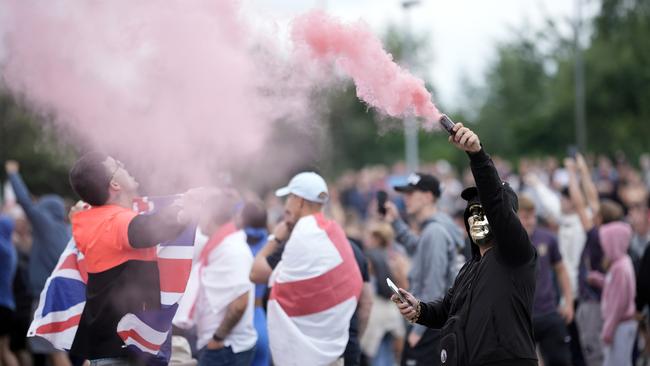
[67,152,196,365]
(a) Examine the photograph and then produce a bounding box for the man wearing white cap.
[250,172,363,366]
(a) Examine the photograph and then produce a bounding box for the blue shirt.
[0,215,17,310]
[245,228,268,301]
[8,173,71,296]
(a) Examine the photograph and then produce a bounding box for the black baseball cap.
[394,173,441,198]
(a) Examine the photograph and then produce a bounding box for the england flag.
[267,213,363,366]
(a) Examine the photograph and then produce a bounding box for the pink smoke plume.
[0,0,315,193]
[291,11,443,129]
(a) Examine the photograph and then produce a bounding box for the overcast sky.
[246,0,597,110]
[0,1,595,110]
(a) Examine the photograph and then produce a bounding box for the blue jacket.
[0,215,17,310]
[8,173,71,297]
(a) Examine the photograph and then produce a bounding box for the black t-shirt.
[344,238,369,366]
[71,261,162,360]
[637,242,650,312]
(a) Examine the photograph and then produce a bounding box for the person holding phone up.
[393,122,538,366]
[382,171,464,366]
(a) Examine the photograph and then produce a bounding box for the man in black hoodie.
[393,123,537,366]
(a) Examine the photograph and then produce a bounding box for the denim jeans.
[89,358,130,366]
[198,345,255,366]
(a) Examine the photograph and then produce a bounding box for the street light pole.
[574,0,587,151]
[402,0,420,173]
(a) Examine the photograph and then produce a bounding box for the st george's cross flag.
[267,212,363,366]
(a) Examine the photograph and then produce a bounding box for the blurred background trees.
[0,91,75,196]
[1,0,648,197]
[471,0,650,161]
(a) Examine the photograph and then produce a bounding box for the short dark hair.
[69,152,111,206]
[241,201,267,229]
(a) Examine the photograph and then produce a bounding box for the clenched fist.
[448,123,481,153]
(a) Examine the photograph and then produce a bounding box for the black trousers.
[533,312,572,366]
[401,327,441,366]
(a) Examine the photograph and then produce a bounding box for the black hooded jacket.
[415,148,537,366]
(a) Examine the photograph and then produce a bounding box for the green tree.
[0,90,76,199]
[466,0,650,161]
[584,0,650,157]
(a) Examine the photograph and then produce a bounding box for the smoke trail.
[291,10,443,129]
[0,0,316,193]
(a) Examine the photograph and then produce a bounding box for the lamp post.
[402,0,421,173]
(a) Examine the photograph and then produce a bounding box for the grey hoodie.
[9,173,71,297]
[392,211,464,336]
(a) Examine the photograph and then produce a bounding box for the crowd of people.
[0,125,649,366]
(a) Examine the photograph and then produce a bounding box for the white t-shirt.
[559,214,586,297]
[195,230,257,352]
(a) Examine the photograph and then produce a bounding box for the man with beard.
[393,123,538,366]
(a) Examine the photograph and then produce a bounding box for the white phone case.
[386,278,407,304]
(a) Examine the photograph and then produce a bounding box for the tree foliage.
[2,0,648,193]
[470,0,650,161]
[0,91,76,198]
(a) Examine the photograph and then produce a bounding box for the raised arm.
[565,158,593,231]
[5,161,43,223]
[384,201,419,255]
[576,153,600,218]
[524,173,561,224]
[250,221,289,284]
[449,123,534,266]
[127,204,187,248]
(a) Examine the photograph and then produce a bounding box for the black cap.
[394,173,441,198]
[461,187,481,207]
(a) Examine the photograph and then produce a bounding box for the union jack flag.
[27,196,196,365]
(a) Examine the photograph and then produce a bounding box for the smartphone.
[439,115,456,135]
[386,278,408,304]
[567,145,579,159]
[377,190,388,216]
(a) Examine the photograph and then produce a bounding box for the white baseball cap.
[275,172,329,203]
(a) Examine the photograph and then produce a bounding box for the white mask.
[468,204,492,245]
